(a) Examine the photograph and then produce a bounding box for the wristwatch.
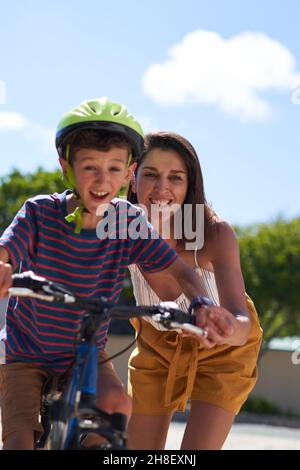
[188,295,214,314]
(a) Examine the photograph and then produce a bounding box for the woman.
[126,131,262,450]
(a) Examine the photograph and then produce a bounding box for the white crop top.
[129,249,220,331]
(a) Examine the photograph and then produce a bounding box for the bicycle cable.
[98,317,143,366]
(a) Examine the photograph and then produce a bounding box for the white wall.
[251,349,300,415]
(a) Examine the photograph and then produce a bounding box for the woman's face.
[134,148,188,218]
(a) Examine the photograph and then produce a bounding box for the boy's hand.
[0,261,13,298]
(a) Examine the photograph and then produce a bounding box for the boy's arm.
[0,246,12,298]
[165,257,207,302]
[165,257,250,347]
[163,257,218,348]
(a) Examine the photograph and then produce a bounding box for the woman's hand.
[183,305,251,347]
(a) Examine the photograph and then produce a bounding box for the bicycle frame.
[9,271,208,450]
[46,315,127,450]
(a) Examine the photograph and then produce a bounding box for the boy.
[0,97,243,449]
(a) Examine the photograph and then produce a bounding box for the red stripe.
[38,241,130,263]
[38,241,130,264]
[154,246,175,265]
[40,230,129,253]
[17,223,35,254]
[7,237,23,263]
[20,333,36,355]
[39,254,123,274]
[37,254,125,274]
[40,217,104,244]
[133,236,158,260]
[130,237,144,256]
[147,252,178,272]
[35,263,120,287]
[16,304,77,345]
[6,324,25,353]
[35,301,83,323]
[40,213,134,243]
[19,299,79,335]
[37,251,119,271]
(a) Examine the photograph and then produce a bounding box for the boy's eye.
[110,167,122,172]
[84,165,96,171]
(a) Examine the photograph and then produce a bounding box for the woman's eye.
[170,175,182,181]
[143,172,157,178]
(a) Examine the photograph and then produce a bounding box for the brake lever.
[10,271,76,303]
[12,271,50,291]
[152,301,208,337]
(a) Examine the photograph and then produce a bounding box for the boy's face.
[61,146,135,214]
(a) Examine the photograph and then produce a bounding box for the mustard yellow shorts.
[128,294,262,415]
[0,351,119,444]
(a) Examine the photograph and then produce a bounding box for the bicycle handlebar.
[9,271,208,337]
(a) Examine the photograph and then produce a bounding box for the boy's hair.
[63,129,132,165]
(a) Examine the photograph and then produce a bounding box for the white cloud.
[0,111,54,153]
[0,112,28,130]
[142,30,300,121]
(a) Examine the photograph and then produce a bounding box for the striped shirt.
[0,191,177,373]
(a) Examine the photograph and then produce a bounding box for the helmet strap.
[126,153,132,168]
[63,143,87,233]
[65,205,85,234]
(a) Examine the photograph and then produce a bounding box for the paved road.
[2,301,299,451]
[1,420,300,450]
[166,422,300,450]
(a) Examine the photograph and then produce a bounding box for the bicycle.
[8,270,209,450]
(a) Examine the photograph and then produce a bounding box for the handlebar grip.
[12,271,50,290]
[188,295,214,314]
[171,309,196,325]
[157,302,196,325]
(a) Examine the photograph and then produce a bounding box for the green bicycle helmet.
[56,97,144,161]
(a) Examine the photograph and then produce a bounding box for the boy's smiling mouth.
[90,190,109,201]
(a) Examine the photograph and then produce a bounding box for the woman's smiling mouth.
[149,199,173,207]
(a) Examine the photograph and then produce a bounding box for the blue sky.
[0,0,299,226]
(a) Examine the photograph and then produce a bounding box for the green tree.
[0,167,64,234]
[237,218,300,351]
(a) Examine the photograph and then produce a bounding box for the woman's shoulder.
[205,216,238,259]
